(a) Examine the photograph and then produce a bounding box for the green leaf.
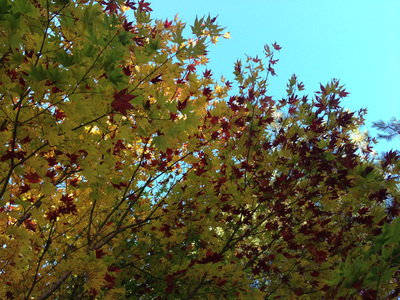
[55,51,75,67]
[191,16,205,36]
[12,0,32,14]
[28,64,47,81]
[0,0,12,20]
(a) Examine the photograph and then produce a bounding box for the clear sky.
[146,0,400,155]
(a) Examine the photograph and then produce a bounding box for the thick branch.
[36,271,71,300]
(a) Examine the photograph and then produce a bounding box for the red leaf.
[1,150,26,161]
[25,172,40,183]
[100,0,119,14]
[337,111,354,127]
[112,181,128,190]
[24,219,36,232]
[20,135,31,144]
[124,0,136,10]
[60,194,74,205]
[198,251,224,264]
[272,42,282,51]
[169,112,178,121]
[108,264,122,273]
[69,178,79,187]
[122,66,131,76]
[51,86,61,93]
[177,97,188,111]
[123,19,134,32]
[339,88,349,98]
[46,209,60,222]
[96,249,105,259]
[113,139,126,155]
[111,88,136,116]
[45,169,57,180]
[186,64,196,73]
[58,195,77,216]
[104,272,116,289]
[203,69,212,78]
[53,108,66,121]
[138,0,152,12]
[164,18,172,28]
[150,74,163,84]
[19,184,31,195]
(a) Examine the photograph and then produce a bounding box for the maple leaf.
[338,88,349,98]
[24,219,37,232]
[187,63,196,73]
[164,18,173,28]
[177,97,188,111]
[337,111,354,127]
[19,184,31,195]
[100,0,119,14]
[24,172,40,183]
[203,69,212,78]
[96,249,105,259]
[124,0,136,9]
[203,87,212,97]
[150,74,163,84]
[123,19,134,32]
[53,108,66,121]
[104,272,116,289]
[46,209,60,222]
[1,1,399,298]
[138,0,152,12]
[111,88,136,116]
[272,42,282,50]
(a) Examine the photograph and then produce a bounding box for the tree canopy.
[1,0,400,299]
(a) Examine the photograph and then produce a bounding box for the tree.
[1,0,399,299]
[373,118,400,141]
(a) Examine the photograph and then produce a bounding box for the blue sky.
[147,0,400,155]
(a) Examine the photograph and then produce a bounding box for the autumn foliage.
[1,0,400,299]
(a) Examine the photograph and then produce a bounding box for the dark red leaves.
[338,88,350,98]
[46,195,77,222]
[54,109,66,121]
[382,150,400,169]
[19,136,31,144]
[113,139,126,155]
[186,63,196,73]
[51,86,61,93]
[150,74,162,84]
[337,111,354,128]
[138,0,152,12]
[24,218,36,232]
[124,0,136,10]
[45,169,57,180]
[160,224,172,237]
[25,172,40,183]
[198,251,224,264]
[177,97,188,111]
[111,181,128,190]
[19,184,31,195]
[46,210,59,222]
[111,88,136,116]
[58,194,77,214]
[203,69,212,78]
[1,150,26,161]
[203,87,212,97]
[96,249,105,259]
[164,19,172,28]
[100,0,119,14]
[122,19,134,32]
[122,66,131,76]
[169,112,178,121]
[272,42,282,51]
